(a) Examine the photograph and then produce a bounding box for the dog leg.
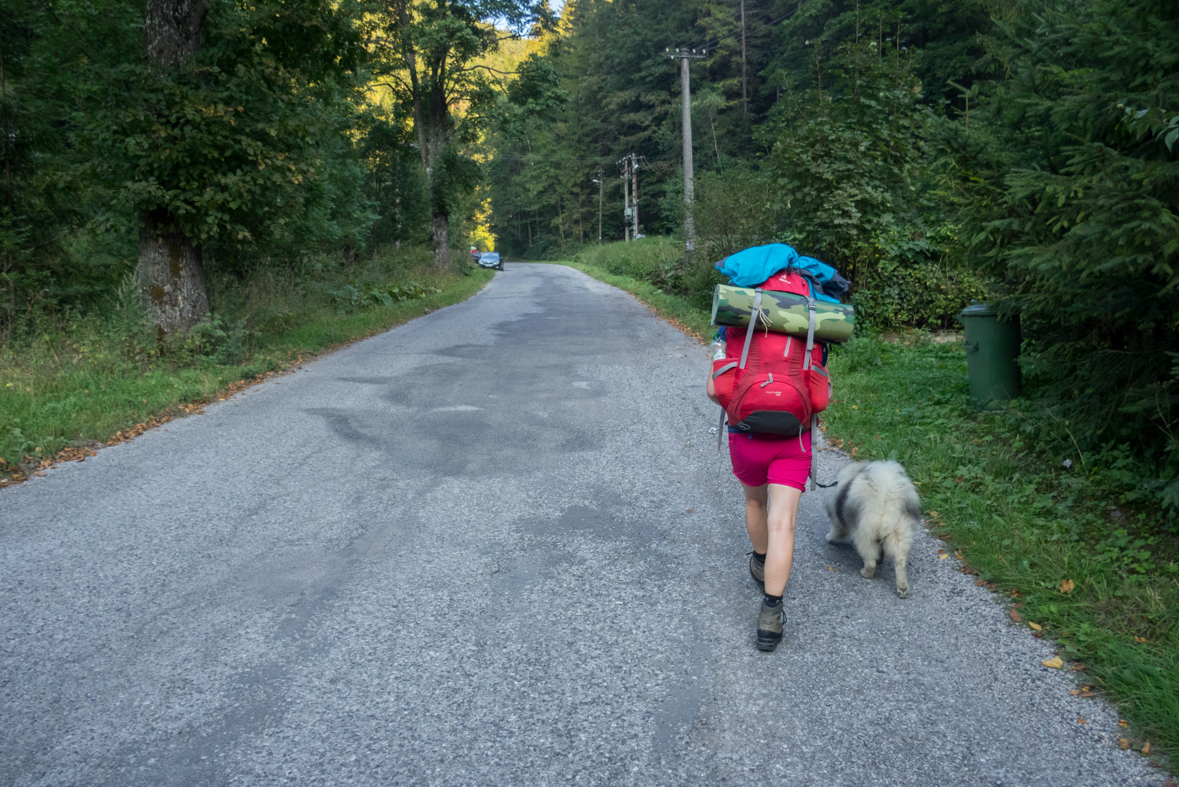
[860,556,876,579]
[894,554,909,598]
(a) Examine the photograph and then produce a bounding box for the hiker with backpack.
[706,244,851,652]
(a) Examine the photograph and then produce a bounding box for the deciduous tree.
[370,0,551,268]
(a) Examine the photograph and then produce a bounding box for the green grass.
[0,249,492,478]
[825,335,1179,766]
[570,255,1178,770]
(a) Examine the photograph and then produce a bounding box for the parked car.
[477,252,503,271]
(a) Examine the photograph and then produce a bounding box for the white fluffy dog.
[824,461,921,598]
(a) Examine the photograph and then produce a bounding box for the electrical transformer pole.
[666,48,705,253]
[622,166,630,242]
[619,153,644,241]
[593,170,603,245]
[630,154,639,239]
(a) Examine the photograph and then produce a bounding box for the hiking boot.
[749,553,765,590]
[756,598,784,652]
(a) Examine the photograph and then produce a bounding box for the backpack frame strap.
[802,297,817,371]
[738,289,764,370]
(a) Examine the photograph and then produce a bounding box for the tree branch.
[458,63,517,76]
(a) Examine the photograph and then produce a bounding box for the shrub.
[851,224,987,329]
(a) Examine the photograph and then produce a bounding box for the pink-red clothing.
[728,430,812,490]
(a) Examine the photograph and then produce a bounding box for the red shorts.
[728,430,812,490]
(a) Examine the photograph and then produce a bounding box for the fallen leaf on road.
[1043,657,1064,669]
[1069,689,1080,695]
[1119,719,1128,727]
[1079,691,1095,698]
[32,471,46,477]
[1118,739,1130,750]
[938,553,949,560]
[827,566,835,571]
[1010,609,1022,623]
[1029,622,1042,631]
[1059,579,1075,593]
[1142,742,1152,755]
[1077,718,1086,724]
[1071,663,1086,671]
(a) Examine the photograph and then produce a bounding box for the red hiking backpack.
[710,269,832,437]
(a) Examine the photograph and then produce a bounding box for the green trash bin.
[958,302,1021,408]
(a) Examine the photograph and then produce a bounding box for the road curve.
[0,263,1161,786]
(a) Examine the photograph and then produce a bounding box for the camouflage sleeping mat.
[711,284,855,343]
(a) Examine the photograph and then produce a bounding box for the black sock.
[764,592,783,606]
[752,551,766,565]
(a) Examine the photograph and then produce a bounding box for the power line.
[671,6,775,51]
[695,6,799,53]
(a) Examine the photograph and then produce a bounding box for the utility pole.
[741,0,747,113]
[594,170,603,243]
[618,153,645,241]
[666,48,706,253]
[622,166,630,242]
[630,154,640,239]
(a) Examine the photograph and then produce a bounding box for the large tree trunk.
[138,0,210,336]
[138,212,210,339]
[431,213,449,266]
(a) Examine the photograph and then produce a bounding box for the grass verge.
[569,255,1177,772]
[1,248,492,483]
[824,334,1178,768]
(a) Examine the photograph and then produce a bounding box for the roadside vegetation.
[827,335,1179,765]
[567,242,1179,769]
[0,249,491,483]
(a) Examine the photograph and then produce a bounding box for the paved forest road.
[0,264,1162,787]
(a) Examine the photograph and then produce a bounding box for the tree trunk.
[138,212,210,339]
[431,213,449,267]
[139,0,210,336]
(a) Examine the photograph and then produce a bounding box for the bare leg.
[742,482,803,596]
[763,484,802,596]
[742,482,769,555]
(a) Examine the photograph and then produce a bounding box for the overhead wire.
[670,6,775,51]
[693,5,800,53]
[669,4,803,56]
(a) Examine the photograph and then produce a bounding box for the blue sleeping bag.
[715,243,849,303]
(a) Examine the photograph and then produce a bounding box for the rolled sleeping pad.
[711,284,855,343]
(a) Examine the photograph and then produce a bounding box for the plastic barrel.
[958,302,1021,408]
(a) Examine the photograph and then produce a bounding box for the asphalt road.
[0,263,1163,786]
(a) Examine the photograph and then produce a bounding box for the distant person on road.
[707,357,807,652]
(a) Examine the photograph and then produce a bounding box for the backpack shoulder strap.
[801,296,816,371]
[738,288,764,369]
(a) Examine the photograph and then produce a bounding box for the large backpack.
[711,268,832,438]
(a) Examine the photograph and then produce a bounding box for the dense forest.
[2,0,1177,506]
